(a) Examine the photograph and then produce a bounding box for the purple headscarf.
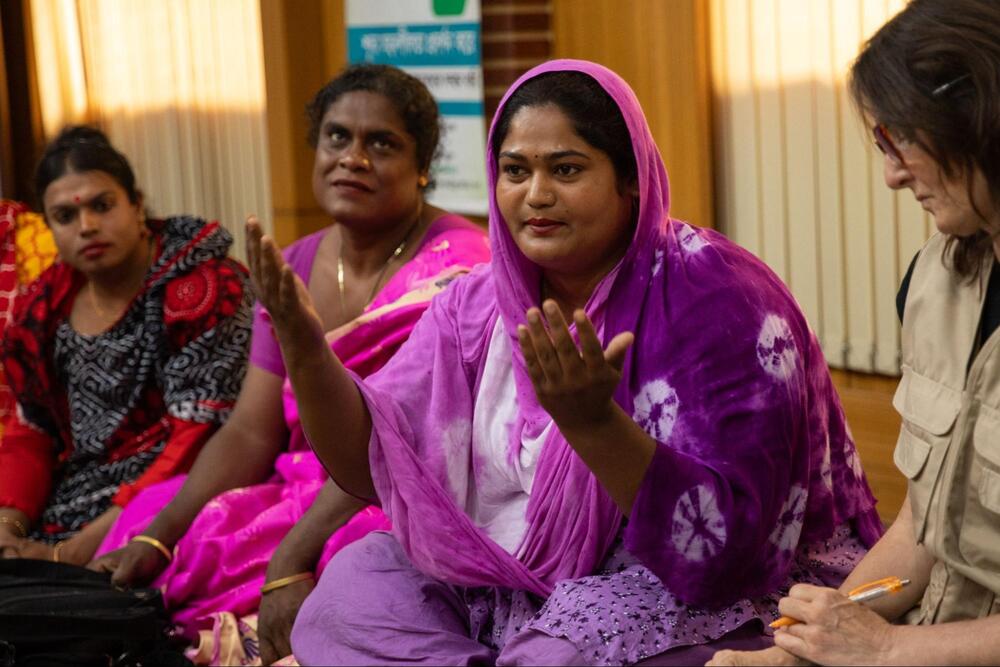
[356,59,880,604]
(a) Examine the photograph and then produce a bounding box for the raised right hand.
[89,540,169,588]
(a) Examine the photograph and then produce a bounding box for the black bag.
[0,559,192,666]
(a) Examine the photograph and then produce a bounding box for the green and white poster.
[346,0,488,215]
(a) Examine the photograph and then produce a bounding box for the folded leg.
[291,531,495,666]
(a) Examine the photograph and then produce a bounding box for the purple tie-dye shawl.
[354,60,880,605]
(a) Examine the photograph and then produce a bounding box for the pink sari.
[96,218,490,644]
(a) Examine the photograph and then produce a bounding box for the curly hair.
[306,64,440,176]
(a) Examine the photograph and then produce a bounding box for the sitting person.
[0,126,252,565]
[91,64,490,665]
[0,199,59,435]
[249,59,882,666]
[711,1,1000,665]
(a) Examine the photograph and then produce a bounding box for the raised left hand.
[517,300,634,430]
[772,584,898,665]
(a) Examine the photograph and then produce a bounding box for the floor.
[829,369,905,526]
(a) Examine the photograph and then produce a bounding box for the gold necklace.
[86,238,154,323]
[337,218,421,312]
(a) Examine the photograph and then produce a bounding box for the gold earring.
[418,175,429,188]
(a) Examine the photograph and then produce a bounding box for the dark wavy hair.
[34,125,141,210]
[490,70,638,192]
[849,0,1000,280]
[306,64,440,177]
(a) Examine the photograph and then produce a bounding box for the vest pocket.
[892,368,962,436]
[894,429,931,479]
[979,468,1000,514]
[892,368,960,535]
[972,405,1000,515]
[961,404,1000,574]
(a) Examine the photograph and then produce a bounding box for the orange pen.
[769,576,911,629]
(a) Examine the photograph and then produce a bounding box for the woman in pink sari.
[89,64,489,665]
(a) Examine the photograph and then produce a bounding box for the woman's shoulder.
[162,255,249,328]
[425,213,486,237]
[663,221,789,296]
[420,214,489,256]
[154,217,249,330]
[417,263,496,343]
[9,260,75,325]
[659,220,811,333]
[280,227,329,270]
[406,214,490,274]
[153,216,234,277]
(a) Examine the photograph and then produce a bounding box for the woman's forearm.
[63,506,121,563]
[267,480,367,578]
[888,616,1000,665]
[147,425,281,545]
[838,493,935,620]
[146,367,289,545]
[558,404,656,514]
[278,329,376,500]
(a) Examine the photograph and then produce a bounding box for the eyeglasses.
[871,124,905,165]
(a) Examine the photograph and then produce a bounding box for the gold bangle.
[131,535,173,563]
[260,572,314,595]
[52,541,65,563]
[0,516,27,538]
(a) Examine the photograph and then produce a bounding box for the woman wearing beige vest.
[710,0,1000,665]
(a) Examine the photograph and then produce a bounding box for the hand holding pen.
[771,576,910,629]
[758,578,908,665]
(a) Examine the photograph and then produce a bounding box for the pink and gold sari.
[97,216,489,664]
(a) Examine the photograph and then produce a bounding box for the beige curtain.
[710,0,932,375]
[29,0,272,258]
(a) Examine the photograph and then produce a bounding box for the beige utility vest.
[895,233,1000,624]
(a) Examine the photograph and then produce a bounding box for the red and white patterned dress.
[0,216,252,541]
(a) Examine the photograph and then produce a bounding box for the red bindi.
[73,196,81,204]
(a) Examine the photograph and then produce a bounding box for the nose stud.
[339,155,372,169]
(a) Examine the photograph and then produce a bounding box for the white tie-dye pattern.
[820,434,833,491]
[678,224,708,254]
[842,423,865,479]
[769,483,807,552]
[671,484,727,562]
[632,379,679,442]
[652,248,664,277]
[442,418,473,505]
[756,314,798,381]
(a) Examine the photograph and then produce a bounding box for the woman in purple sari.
[90,64,490,665]
[249,60,881,665]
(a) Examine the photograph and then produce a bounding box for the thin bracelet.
[260,572,314,595]
[131,535,173,563]
[52,541,65,563]
[0,516,27,538]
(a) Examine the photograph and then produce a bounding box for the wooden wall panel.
[259,0,346,247]
[552,0,714,229]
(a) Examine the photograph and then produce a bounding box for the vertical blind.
[709,0,933,374]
